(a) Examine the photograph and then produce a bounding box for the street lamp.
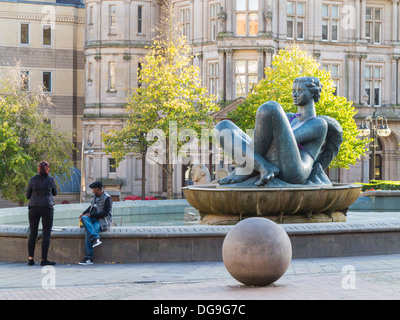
[358,115,391,180]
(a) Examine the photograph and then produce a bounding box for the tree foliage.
[103,1,219,199]
[229,46,368,169]
[0,63,76,204]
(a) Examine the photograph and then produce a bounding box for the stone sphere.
[222,217,292,286]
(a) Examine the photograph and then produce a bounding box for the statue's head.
[292,76,322,105]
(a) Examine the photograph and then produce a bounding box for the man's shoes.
[79,258,94,265]
[92,238,102,248]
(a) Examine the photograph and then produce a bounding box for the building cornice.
[0,11,85,25]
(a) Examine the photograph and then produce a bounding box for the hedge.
[356,180,400,192]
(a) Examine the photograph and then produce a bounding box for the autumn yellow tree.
[0,63,76,204]
[103,1,219,199]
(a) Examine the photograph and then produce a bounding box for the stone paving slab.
[1,254,400,300]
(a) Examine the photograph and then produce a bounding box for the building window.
[209,62,219,98]
[236,0,258,36]
[322,4,339,41]
[138,5,143,34]
[180,8,190,40]
[321,63,340,95]
[109,158,116,173]
[366,7,382,44]
[20,23,29,45]
[235,59,258,98]
[210,3,218,41]
[365,65,382,106]
[21,70,29,92]
[287,1,305,40]
[109,5,116,32]
[42,72,52,93]
[108,62,116,91]
[43,25,52,46]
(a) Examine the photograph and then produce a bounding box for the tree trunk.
[141,153,146,200]
[166,163,174,199]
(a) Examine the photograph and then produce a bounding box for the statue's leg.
[253,101,312,184]
[214,120,257,184]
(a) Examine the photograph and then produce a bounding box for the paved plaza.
[1,211,400,301]
[1,254,400,300]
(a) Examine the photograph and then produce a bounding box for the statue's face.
[292,82,313,106]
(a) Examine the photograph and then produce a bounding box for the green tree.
[103,1,219,199]
[0,63,77,205]
[229,46,368,169]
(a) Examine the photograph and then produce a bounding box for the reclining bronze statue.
[183,76,361,224]
[214,76,343,188]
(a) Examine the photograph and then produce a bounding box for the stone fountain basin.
[183,183,362,225]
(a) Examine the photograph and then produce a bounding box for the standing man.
[78,181,112,265]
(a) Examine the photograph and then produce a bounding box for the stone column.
[361,154,370,183]
[391,56,400,105]
[313,0,322,41]
[226,49,233,101]
[393,0,399,43]
[218,49,225,102]
[354,55,360,104]
[355,0,361,41]
[94,54,102,110]
[358,54,367,105]
[270,0,279,38]
[398,0,400,43]
[277,0,287,40]
[258,0,265,36]
[257,48,265,82]
[96,0,101,41]
[189,0,194,43]
[196,52,203,84]
[346,54,357,102]
[360,0,366,42]
[123,54,131,91]
[124,0,130,40]
[225,0,233,36]
[150,1,157,40]
[265,47,274,68]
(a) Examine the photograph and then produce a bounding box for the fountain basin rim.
[182,183,362,192]
[183,183,362,224]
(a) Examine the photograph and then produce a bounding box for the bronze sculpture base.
[183,184,361,225]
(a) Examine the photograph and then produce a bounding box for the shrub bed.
[357,180,400,192]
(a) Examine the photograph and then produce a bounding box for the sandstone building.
[0,0,85,164]
[4,0,399,200]
[81,0,400,200]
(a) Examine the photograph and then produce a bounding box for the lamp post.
[358,115,391,181]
